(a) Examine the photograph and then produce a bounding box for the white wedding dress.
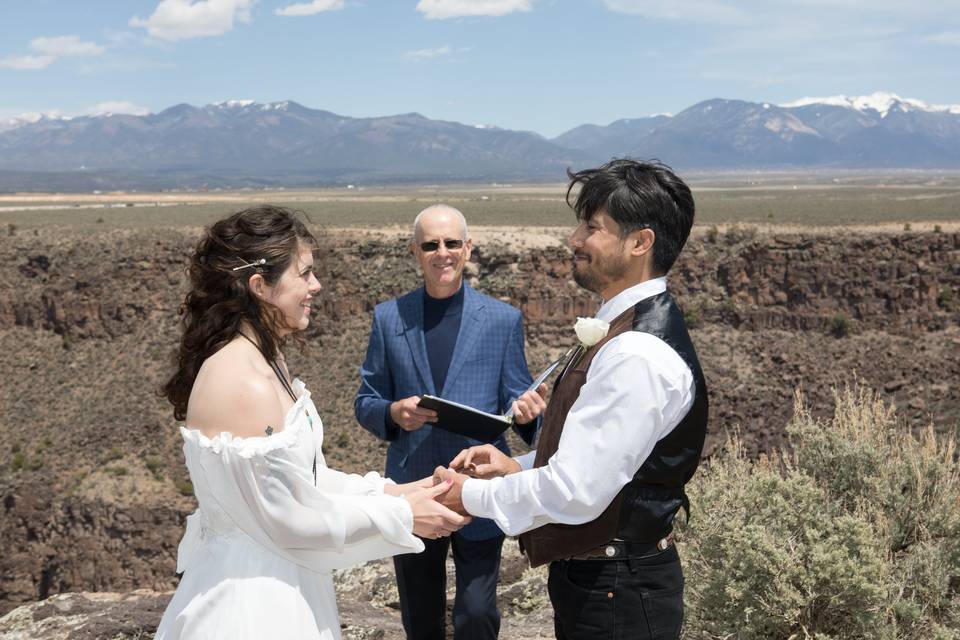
[155,379,423,639]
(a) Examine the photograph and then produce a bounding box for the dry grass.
[1,173,959,231]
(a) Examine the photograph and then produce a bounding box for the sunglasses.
[419,239,465,252]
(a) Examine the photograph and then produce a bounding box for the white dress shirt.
[460,277,695,536]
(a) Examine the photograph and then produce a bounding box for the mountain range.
[2,91,958,190]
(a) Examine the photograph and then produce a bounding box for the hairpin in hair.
[232,258,267,271]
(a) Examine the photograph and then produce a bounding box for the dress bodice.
[180,379,322,539]
[158,378,423,639]
[172,379,421,576]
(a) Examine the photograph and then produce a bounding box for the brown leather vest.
[518,307,635,566]
[519,292,708,567]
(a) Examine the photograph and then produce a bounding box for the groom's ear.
[628,228,655,257]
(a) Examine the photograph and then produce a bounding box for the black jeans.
[547,546,684,640]
[394,533,503,640]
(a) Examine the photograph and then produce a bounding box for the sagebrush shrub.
[678,386,960,639]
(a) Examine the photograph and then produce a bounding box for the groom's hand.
[431,466,469,516]
[450,444,521,479]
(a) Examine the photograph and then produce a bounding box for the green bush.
[683,304,702,330]
[939,285,955,311]
[679,387,960,639]
[829,312,853,338]
[144,455,164,480]
[176,480,194,497]
[11,451,43,472]
[103,447,123,463]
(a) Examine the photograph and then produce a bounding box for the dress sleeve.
[190,430,423,572]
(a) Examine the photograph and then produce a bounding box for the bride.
[155,206,467,639]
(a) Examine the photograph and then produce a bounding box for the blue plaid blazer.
[354,284,539,540]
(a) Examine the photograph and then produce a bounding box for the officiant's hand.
[431,466,470,516]
[450,444,521,479]
[404,480,470,539]
[511,383,548,425]
[390,396,438,431]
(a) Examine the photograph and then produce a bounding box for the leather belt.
[567,535,674,561]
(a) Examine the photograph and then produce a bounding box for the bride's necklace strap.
[236,330,298,402]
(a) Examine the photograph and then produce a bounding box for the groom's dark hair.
[566,158,695,275]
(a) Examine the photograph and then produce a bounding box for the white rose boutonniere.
[574,317,610,348]
[556,317,611,373]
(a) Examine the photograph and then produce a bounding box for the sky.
[2,0,959,138]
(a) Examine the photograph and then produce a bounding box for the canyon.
[1,224,957,636]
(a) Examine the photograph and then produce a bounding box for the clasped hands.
[430,443,523,517]
[385,444,522,540]
[387,384,545,539]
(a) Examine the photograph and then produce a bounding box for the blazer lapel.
[440,284,485,398]
[398,288,436,396]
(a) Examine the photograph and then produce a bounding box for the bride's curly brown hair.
[162,205,318,421]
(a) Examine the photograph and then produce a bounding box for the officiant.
[354,204,545,640]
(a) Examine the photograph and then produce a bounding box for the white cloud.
[403,45,471,60]
[275,0,344,17]
[0,35,106,71]
[603,0,748,24]
[30,36,106,57]
[926,30,960,45]
[130,0,255,41]
[416,0,532,20]
[603,0,960,25]
[0,54,56,70]
[85,101,153,116]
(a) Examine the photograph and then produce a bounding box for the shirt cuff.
[514,450,536,471]
[461,478,489,519]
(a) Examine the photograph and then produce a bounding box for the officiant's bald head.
[413,204,469,243]
[411,204,473,299]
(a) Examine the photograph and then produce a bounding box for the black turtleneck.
[423,285,464,394]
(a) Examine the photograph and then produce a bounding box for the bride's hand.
[383,475,436,497]
[403,481,471,539]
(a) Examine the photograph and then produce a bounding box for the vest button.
[605,545,616,557]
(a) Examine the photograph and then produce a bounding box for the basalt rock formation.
[0,225,958,620]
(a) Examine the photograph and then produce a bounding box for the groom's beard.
[573,250,629,294]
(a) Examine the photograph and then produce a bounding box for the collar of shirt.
[594,277,668,323]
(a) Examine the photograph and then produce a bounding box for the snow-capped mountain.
[1,93,958,190]
[779,91,960,117]
[0,100,584,187]
[552,92,960,169]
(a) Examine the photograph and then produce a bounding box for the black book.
[417,396,512,442]
[416,350,571,442]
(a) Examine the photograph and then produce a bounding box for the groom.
[354,204,545,640]
[437,159,708,640]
